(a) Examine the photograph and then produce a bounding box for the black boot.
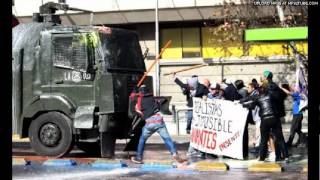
[286,136,294,147]
[294,133,305,147]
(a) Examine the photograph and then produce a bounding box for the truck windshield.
[99,28,146,74]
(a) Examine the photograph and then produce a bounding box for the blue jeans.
[186,110,193,132]
[136,122,177,159]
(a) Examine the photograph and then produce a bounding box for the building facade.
[14,0,308,126]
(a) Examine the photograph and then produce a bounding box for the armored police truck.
[12,2,164,158]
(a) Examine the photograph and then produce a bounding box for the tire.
[77,142,101,156]
[28,112,74,157]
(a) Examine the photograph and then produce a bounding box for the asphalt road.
[13,165,307,180]
[12,137,308,180]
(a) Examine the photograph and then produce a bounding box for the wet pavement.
[13,164,307,180]
[13,135,308,180]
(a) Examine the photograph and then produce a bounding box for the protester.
[223,79,242,101]
[203,78,211,90]
[252,78,260,90]
[207,83,224,99]
[249,80,262,153]
[261,71,289,161]
[240,82,260,157]
[173,74,209,158]
[280,85,306,147]
[235,79,248,99]
[241,82,284,162]
[131,85,186,164]
[173,74,209,134]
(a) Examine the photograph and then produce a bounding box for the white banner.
[190,98,249,160]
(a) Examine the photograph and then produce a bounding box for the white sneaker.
[186,151,198,157]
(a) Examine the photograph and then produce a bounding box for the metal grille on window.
[52,34,88,72]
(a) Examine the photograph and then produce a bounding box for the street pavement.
[13,134,308,180]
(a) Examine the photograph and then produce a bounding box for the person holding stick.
[173,73,209,158]
[130,85,186,164]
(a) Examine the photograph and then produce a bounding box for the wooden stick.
[137,40,172,87]
[163,64,208,76]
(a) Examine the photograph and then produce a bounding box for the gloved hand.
[173,72,177,80]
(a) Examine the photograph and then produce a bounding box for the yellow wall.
[201,27,243,58]
[248,41,308,56]
[161,27,308,59]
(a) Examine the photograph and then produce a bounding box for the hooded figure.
[223,79,242,101]
[131,84,186,164]
[174,74,209,136]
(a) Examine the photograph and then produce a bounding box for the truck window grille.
[52,35,88,72]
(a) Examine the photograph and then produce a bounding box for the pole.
[137,40,172,87]
[163,64,208,76]
[155,0,160,96]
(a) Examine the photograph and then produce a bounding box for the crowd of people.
[129,70,306,164]
[173,70,306,162]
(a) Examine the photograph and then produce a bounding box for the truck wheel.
[76,142,100,156]
[100,132,116,158]
[28,112,74,157]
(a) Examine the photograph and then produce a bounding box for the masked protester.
[131,85,186,164]
[223,79,242,101]
[173,74,209,159]
[173,74,209,134]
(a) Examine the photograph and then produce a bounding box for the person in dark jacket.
[261,71,289,160]
[173,74,209,158]
[131,85,186,164]
[235,79,248,99]
[240,82,259,159]
[241,83,284,161]
[224,79,242,101]
[173,74,209,134]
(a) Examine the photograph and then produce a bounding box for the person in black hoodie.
[173,74,209,158]
[131,85,185,164]
[241,82,283,161]
[173,74,209,134]
[261,71,289,161]
[224,79,242,101]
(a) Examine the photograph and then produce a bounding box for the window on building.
[182,28,201,58]
[160,27,201,59]
[160,28,182,59]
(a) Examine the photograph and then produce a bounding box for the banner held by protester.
[190,97,249,160]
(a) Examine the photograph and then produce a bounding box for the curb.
[13,157,307,173]
[194,161,228,171]
[302,165,308,173]
[140,160,175,171]
[248,162,282,172]
[43,159,77,167]
[140,164,174,171]
[91,160,127,169]
[12,158,30,166]
[12,134,30,142]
